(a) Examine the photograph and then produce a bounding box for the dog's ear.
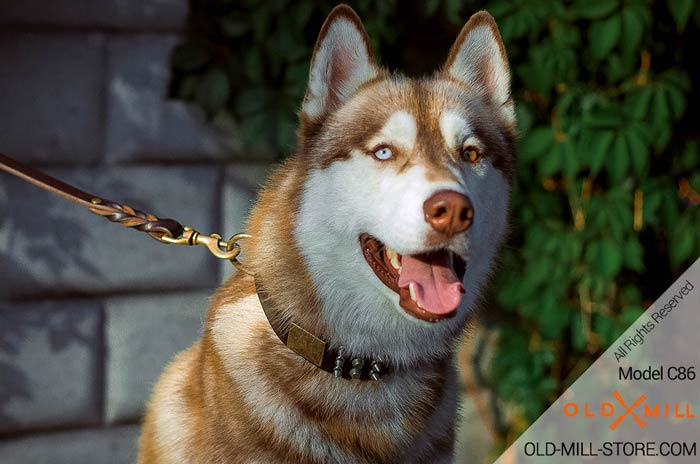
[302,5,378,119]
[443,11,514,124]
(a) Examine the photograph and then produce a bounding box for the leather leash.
[0,153,249,268]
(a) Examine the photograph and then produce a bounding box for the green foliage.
[172,0,700,449]
[484,0,700,442]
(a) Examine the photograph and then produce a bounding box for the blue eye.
[373,146,393,160]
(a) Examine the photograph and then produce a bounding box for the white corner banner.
[495,257,700,463]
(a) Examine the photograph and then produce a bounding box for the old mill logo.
[563,391,695,430]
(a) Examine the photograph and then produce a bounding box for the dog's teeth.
[386,247,401,270]
[413,289,425,310]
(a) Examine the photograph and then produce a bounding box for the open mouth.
[359,233,467,322]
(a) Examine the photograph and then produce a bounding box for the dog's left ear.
[302,5,379,119]
[444,11,514,124]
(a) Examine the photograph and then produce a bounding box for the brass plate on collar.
[287,323,326,367]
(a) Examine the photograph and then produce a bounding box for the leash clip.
[160,226,247,262]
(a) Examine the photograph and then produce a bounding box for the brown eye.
[462,145,482,163]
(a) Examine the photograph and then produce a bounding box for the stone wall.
[0,1,271,461]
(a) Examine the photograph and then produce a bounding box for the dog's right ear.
[302,5,378,120]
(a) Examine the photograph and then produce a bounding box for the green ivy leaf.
[626,85,654,120]
[572,0,620,19]
[625,128,648,177]
[521,127,554,162]
[668,0,696,32]
[445,0,463,24]
[665,86,686,120]
[605,53,635,84]
[487,0,516,18]
[552,20,581,47]
[590,13,622,59]
[624,238,645,272]
[582,107,625,130]
[540,145,563,177]
[588,131,615,175]
[558,231,583,262]
[586,239,623,278]
[606,134,629,183]
[522,256,554,290]
[538,303,572,339]
[620,7,645,56]
[670,222,695,268]
[651,85,671,122]
[674,141,700,173]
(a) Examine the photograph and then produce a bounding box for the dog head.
[293,6,515,362]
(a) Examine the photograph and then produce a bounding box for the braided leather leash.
[0,152,249,268]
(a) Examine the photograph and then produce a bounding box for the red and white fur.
[139,5,515,463]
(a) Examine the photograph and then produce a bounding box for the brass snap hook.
[160,226,244,262]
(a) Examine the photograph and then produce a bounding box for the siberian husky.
[139,5,515,463]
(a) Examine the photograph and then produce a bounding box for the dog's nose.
[423,190,473,238]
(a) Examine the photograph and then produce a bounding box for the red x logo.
[609,390,647,430]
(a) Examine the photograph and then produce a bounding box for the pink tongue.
[398,252,465,315]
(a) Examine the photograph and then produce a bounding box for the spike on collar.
[255,278,388,381]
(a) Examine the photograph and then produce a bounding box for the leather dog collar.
[255,278,389,381]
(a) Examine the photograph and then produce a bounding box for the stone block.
[0,33,104,164]
[104,292,208,423]
[0,425,140,464]
[105,35,237,163]
[0,301,101,434]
